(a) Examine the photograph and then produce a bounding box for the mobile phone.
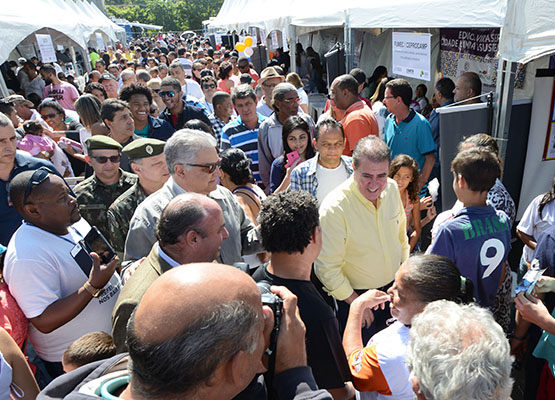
[514,259,546,297]
[81,227,116,265]
[284,151,300,168]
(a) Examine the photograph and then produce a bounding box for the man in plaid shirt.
[209,91,234,148]
[290,119,353,204]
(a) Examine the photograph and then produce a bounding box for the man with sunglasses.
[119,83,174,141]
[199,75,218,114]
[73,136,137,241]
[4,168,121,378]
[124,129,262,266]
[158,77,211,131]
[0,113,60,246]
[237,57,259,87]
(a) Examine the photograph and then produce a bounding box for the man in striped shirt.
[221,85,265,184]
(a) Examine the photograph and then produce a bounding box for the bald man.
[39,264,332,399]
[453,72,482,105]
[112,193,229,351]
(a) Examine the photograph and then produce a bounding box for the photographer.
[39,263,332,399]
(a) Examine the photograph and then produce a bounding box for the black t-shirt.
[252,265,351,390]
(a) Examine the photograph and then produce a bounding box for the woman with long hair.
[217,61,234,94]
[270,116,316,193]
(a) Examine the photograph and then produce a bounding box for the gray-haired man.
[124,129,261,264]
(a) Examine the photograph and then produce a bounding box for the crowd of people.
[0,32,553,400]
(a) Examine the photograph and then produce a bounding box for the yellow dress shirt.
[315,177,409,300]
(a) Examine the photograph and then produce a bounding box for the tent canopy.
[498,0,555,63]
[0,0,125,65]
[210,0,555,64]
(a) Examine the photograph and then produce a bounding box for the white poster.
[96,32,105,51]
[35,34,57,63]
[270,31,279,50]
[392,32,431,81]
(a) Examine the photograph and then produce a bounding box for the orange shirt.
[341,100,379,156]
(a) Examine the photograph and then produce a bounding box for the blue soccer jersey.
[428,206,511,307]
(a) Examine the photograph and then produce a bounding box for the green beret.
[85,135,122,152]
[122,138,165,160]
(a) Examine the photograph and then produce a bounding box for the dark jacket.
[147,115,175,141]
[159,102,211,130]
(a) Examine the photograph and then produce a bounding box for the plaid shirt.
[290,155,354,197]
[210,114,231,148]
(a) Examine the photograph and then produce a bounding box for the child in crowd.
[62,332,116,373]
[428,148,511,309]
[389,154,422,252]
[18,120,73,177]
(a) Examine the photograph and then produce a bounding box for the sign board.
[270,31,279,50]
[35,34,57,63]
[392,32,431,81]
[96,32,106,51]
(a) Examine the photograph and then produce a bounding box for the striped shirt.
[221,114,266,183]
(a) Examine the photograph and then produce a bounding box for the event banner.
[440,28,499,89]
[392,32,431,81]
[35,34,56,63]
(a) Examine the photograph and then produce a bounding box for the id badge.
[71,241,93,277]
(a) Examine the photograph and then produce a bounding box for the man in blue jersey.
[428,148,511,308]
[221,84,265,184]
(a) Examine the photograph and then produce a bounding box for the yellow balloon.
[244,36,254,47]
[235,43,246,52]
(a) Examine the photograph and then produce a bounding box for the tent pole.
[344,23,351,73]
[493,59,516,172]
[0,72,10,97]
[289,25,296,73]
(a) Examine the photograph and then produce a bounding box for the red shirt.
[341,100,379,156]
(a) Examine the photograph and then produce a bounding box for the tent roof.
[498,0,555,63]
[0,0,124,65]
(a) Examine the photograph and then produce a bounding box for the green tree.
[105,0,224,31]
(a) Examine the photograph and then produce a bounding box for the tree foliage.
[105,0,224,31]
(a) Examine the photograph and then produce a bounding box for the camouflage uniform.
[107,182,147,259]
[73,170,137,242]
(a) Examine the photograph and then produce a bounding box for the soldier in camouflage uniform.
[107,138,168,258]
[73,136,137,242]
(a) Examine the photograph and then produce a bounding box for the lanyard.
[24,222,83,246]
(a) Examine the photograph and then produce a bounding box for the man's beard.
[44,78,53,86]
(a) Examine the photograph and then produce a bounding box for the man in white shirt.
[290,119,353,204]
[4,169,120,378]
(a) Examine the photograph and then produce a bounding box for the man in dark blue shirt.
[0,113,58,245]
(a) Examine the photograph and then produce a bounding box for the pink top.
[42,82,79,110]
[404,190,414,230]
[0,281,28,348]
[18,134,55,156]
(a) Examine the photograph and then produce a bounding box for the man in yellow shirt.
[315,136,409,338]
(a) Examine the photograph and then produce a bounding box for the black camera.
[257,282,283,354]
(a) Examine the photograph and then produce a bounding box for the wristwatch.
[83,281,103,298]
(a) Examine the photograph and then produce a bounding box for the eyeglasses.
[238,64,249,70]
[185,160,221,173]
[41,113,58,120]
[202,84,216,90]
[159,90,176,98]
[23,167,51,203]
[281,97,301,104]
[152,89,161,94]
[91,155,121,164]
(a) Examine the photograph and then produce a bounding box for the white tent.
[498,0,555,64]
[0,0,125,65]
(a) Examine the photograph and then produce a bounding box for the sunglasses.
[91,155,121,164]
[159,90,176,98]
[23,166,75,204]
[185,160,221,173]
[281,97,301,104]
[202,84,216,89]
[238,64,249,69]
[41,113,58,120]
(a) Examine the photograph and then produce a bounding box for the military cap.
[85,135,122,152]
[122,138,165,160]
